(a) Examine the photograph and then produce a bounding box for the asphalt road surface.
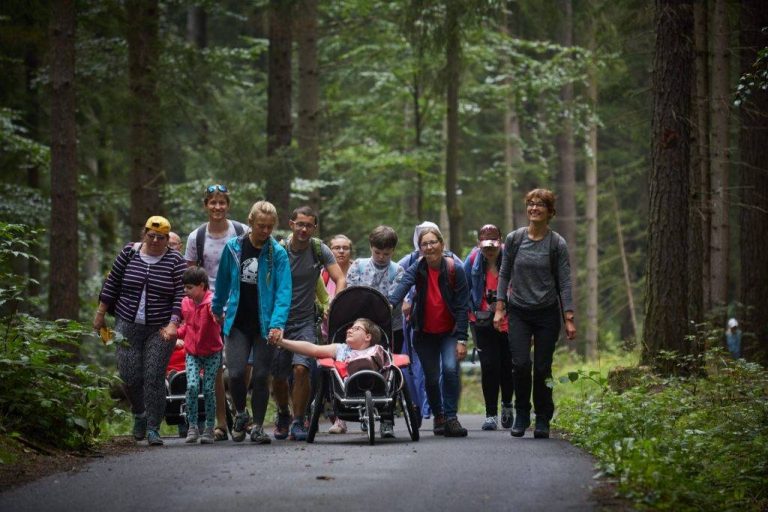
[0,415,598,512]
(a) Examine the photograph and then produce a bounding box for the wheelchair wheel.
[399,382,420,442]
[307,373,326,443]
[365,390,375,446]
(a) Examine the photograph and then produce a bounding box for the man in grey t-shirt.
[272,206,346,441]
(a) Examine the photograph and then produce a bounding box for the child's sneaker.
[232,412,249,442]
[500,405,514,429]
[273,411,291,440]
[482,416,498,431]
[200,426,215,444]
[288,420,308,441]
[328,418,347,434]
[147,429,163,446]
[185,425,200,443]
[249,425,271,444]
[133,414,147,441]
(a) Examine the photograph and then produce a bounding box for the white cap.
[413,221,440,251]
[727,318,738,329]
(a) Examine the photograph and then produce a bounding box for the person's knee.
[293,365,310,381]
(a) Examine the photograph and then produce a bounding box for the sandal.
[213,426,228,441]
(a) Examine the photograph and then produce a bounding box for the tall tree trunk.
[127,0,163,240]
[296,0,320,213]
[501,3,521,235]
[738,0,768,366]
[694,1,711,313]
[709,0,730,311]
[48,0,79,322]
[642,0,694,374]
[186,4,207,48]
[24,47,41,301]
[444,1,462,251]
[265,0,293,227]
[555,0,579,348]
[584,13,599,360]
[610,172,638,341]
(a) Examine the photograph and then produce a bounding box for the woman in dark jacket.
[493,189,576,439]
[94,216,186,446]
[389,227,470,438]
[464,224,514,431]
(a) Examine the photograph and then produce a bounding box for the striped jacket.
[99,243,186,326]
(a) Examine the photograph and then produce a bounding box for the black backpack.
[195,220,245,267]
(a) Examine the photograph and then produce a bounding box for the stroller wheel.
[365,391,375,446]
[399,383,420,442]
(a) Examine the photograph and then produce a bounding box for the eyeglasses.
[526,201,547,209]
[419,239,440,249]
[292,221,316,230]
[146,233,167,242]
[206,184,228,194]
[331,246,351,252]
[348,324,368,334]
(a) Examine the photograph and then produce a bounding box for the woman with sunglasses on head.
[464,224,514,432]
[94,216,186,446]
[389,227,471,438]
[493,189,576,439]
[183,184,247,442]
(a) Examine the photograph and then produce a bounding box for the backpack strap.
[388,261,398,282]
[321,268,330,286]
[195,222,208,267]
[311,237,323,266]
[444,256,456,289]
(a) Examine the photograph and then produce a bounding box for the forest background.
[2,0,768,508]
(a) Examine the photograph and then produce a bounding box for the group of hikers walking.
[93,184,575,445]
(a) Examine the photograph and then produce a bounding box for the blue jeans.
[413,332,460,419]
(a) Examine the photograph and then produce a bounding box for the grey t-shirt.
[497,228,574,312]
[286,241,336,326]
[184,221,240,292]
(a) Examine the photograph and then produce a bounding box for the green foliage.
[0,222,119,454]
[556,352,768,511]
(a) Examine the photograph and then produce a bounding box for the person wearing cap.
[464,224,514,431]
[494,188,576,439]
[95,216,186,446]
[725,318,741,359]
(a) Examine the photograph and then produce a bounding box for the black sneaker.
[510,410,530,437]
[533,416,550,439]
[500,405,514,429]
[133,415,148,441]
[444,418,468,437]
[433,414,446,436]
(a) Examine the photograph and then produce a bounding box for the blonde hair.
[248,200,278,224]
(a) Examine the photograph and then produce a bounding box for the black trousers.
[506,303,561,420]
[471,323,514,416]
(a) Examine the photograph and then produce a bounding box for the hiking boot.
[328,418,347,434]
[433,414,446,436]
[533,416,550,439]
[273,411,291,440]
[380,420,395,439]
[249,425,271,444]
[444,418,468,437]
[288,420,308,441]
[510,410,530,437]
[232,412,249,443]
[185,425,200,443]
[482,416,498,431]
[133,415,147,441]
[500,405,514,429]
[147,429,163,446]
[200,426,215,444]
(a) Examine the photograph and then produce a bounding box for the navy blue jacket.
[388,256,469,341]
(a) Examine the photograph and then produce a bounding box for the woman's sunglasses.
[206,184,228,194]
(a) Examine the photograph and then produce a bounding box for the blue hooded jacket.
[212,234,292,338]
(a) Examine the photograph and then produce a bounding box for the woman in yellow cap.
[94,216,186,446]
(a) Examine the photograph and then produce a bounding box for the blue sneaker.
[288,420,308,441]
[133,415,147,441]
[147,429,163,446]
[273,412,291,440]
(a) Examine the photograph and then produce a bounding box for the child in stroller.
[271,287,421,445]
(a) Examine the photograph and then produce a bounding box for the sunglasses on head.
[206,184,228,194]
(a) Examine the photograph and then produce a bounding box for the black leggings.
[472,323,514,416]
[506,303,561,420]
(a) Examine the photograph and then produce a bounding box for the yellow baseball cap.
[144,216,171,235]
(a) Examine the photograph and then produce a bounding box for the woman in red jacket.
[176,267,224,444]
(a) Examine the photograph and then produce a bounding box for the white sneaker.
[328,418,347,434]
[185,425,200,443]
[482,416,498,431]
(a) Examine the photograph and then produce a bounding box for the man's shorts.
[271,320,317,378]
